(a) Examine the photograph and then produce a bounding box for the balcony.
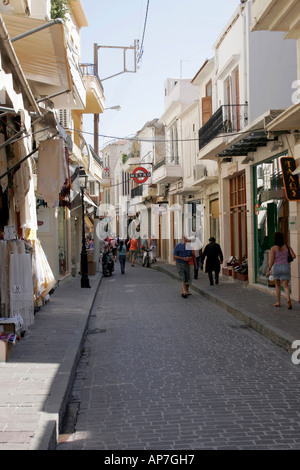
[1,13,86,109]
[130,184,143,204]
[142,184,157,200]
[131,185,143,199]
[251,0,300,39]
[152,157,182,184]
[80,64,105,114]
[122,152,140,173]
[88,145,103,182]
[199,104,248,151]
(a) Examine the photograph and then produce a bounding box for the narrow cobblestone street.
[57,262,300,451]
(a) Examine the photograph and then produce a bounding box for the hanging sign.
[280,156,300,201]
[130,166,151,184]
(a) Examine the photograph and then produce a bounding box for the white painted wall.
[214,2,297,123]
[248,28,297,122]
[180,102,199,184]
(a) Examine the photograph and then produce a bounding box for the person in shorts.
[128,237,138,266]
[266,231,296,309]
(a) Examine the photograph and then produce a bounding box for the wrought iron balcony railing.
[131,185,143,198]
[199,104,248,150]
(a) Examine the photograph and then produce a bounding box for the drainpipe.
[0,14,40,115]
[240,2,249,116]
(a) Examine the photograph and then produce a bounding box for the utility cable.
[138,0,150,63]
[81,127,267,145]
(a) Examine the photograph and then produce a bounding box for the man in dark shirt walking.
[201,237,223,286]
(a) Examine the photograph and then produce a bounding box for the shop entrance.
[254,154,289,285]
[210,199,220,243]
[229,172,247,264]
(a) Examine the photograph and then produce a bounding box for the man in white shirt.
[189,232,203,279]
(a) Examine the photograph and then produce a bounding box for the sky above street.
[80,0,241,152]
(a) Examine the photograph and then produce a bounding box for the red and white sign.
[130,166,151,184]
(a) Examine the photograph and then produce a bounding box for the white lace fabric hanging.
[9,240,34,331]
[31,239,56,304]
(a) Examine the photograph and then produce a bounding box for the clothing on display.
[31,239,56,304]
[0,133,8,193]
[9,240,34,331]
[0,238,56,332]
[37,138,68,208]
[0,240,8,317]
[11,138,32,212]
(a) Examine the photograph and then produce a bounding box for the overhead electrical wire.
[138,0,150,63]
[81,127,267,145]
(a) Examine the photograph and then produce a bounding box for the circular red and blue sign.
[131,166,151,184]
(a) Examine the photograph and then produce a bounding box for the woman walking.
[266,231,296,309]
[118,240,127,274]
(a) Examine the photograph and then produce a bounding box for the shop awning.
[0,14,40,114]
[1,14,85,109]
[217,131,274,157]
[84,194,97,208]
[266,103,300,133]
[85,215,94,232]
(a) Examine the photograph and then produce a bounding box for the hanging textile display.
[37,138,68,208]
[0,238,56,326]
[9,240,34,331]
[19,153,37,239]
[0,133,8,193]
[0,240,8,317]
[10,137,32,212]
[59,147,71,208]
[31,239,56,306]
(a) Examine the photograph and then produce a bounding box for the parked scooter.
[141,246,150,268]
[102,250,114,277]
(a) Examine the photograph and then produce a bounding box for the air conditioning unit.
[193,164,207,180]
[58,109,72,129]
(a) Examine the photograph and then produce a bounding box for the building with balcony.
[197,1,296,162]
[202,0,298,296]
[250,0,300,301]
[150,79,199,262]
[0,0,101,326]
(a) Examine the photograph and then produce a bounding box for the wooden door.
[202,96,212,125]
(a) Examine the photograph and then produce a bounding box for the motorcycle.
[141,246,150,268]
[102,250,114,277]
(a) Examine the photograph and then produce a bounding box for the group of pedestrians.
[102,234,157,275]
[173,235,223,298]
[173,231,296,309]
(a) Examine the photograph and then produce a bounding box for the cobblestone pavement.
[57,262,300,450]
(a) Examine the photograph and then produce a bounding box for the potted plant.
[51,0,71,20]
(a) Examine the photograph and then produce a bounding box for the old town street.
[57,262,300,451]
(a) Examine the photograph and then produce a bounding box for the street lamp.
[104,105,121,111]
[79,167,91,288]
